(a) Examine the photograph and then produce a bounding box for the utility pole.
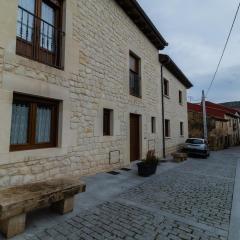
[202,90,208,140]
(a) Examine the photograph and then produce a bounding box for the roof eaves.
[115,0,168,50]
[159,54,193,89]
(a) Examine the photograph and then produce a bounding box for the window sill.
[165,137,171,139]
[10,144,57,152]
[130,94,142,99]
[16,50,64,71]
[164,95,170,99]
[3,147,68,165]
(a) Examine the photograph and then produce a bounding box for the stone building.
[0,0,192,187]
[159,54,193,155]
[206,101,240,147]
[188,102,240,150]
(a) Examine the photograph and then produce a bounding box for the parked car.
[183,138,210,158]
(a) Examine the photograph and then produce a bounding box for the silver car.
[184,138,210,158]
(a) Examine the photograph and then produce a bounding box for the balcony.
[129,70,141,98]
[16,6,64,69]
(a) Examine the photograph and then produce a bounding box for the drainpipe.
[160,64,166,158]
[160,57,171,159]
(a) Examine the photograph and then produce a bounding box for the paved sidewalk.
[7,147,240,240]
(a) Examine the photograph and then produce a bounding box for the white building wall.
[162,66,189,155]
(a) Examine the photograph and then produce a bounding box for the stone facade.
[162,66,189,155]
[0,0,169,188]
[188,103,240,150]
[224,115,240,146]
[0,47,3,88]
[0,0,192,188]
[188,110,228,150]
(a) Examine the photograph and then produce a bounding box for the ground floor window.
[165,119,170,137]
[103,108,113,136]
[151,117,156,133]
[10,93,59,151]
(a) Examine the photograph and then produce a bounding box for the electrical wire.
[206,1,240,97]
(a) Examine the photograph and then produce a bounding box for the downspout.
[160,64,166,158]
[160,57,171,158]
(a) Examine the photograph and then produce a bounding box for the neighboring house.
[206,101,240,147]
[188,102,240,150]
[159,54,193,156]
[0,0,191,188]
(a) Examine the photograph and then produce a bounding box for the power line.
[188,96,201,103]
[206,1,240,97]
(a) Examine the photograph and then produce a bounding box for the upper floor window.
[16,0,64,69]
[129,52,141,98]
[163,78,169,97]
[10,93,59,151]
[179,90,183,105]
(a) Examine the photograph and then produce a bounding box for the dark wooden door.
[130,114,140,161]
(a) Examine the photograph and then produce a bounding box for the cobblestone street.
[12,148,240,240]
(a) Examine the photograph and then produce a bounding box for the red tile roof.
[187,101,240,120]
[206,101,240,116]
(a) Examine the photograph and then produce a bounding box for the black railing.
[129,70,141,97]
[16,6,64,69]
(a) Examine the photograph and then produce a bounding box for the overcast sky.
[137,0,240,103]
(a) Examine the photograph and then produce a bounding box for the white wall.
[162,66,189,155]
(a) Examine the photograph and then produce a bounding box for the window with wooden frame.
[151,117,156,133]
[16,0,64,68]
[163,78,169,97]
[180,122,184,136]
[165,119,170,138]
[10,93,59,151]
[129,52,141,97]
[179,90,183,105]
[103,108,113,136]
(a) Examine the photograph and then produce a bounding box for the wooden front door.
[130,114,140,162]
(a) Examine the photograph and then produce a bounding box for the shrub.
[144,150,159,165]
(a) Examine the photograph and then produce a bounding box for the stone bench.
[0,178,86,238]
[171,152,188,162]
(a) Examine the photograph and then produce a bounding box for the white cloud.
[137,0,240,102]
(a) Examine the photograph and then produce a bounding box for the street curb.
[228,159,240,240]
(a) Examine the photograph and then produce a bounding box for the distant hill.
[221,101,240,110]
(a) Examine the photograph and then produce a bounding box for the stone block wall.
[188,110,230,150]
[0,47,3,88]
[0,0,163,188]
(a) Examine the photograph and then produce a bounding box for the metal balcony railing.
[16,6,64,69]
[129,70,141,97]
